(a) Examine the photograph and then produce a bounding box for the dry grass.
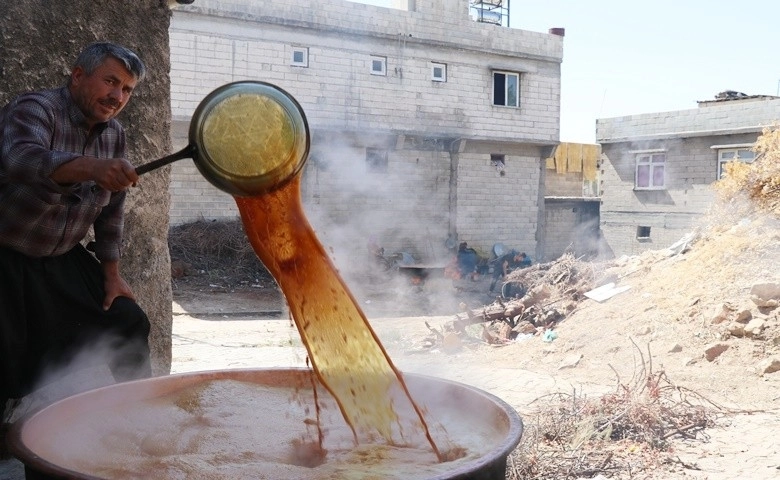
[714,126,780,217]
[168,219,275,290]
[506,343,725,480]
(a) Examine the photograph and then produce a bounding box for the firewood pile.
[424,252,608,351]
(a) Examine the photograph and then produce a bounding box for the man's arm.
[101,259,135,310]
[50,156,138,191]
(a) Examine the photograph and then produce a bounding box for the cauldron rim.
[8,367,523,480]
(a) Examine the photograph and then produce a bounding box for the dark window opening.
[493,74,505,105]
[636,226,651,239]
[493,71,519,107]
[366,148,388,172]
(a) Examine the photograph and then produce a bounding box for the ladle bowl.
[7,368,523,480]
[135,80,310,196]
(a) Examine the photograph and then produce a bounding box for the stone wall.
[453,146,543,258]
[0,0,174,375]
[545,172,585,197]
[596,97,780,142]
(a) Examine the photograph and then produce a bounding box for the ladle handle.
[135,144,197,175]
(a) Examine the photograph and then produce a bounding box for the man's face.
[69,57,138,128]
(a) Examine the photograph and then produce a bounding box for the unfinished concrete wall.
[165,0,563,262]
[0,0,174,375]
[454,144,542,257]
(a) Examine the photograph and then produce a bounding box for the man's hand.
[51,156,139,191]
[92,158,139,191]
[101,260,136,310]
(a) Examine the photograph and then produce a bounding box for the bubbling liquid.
[30,379,493,480]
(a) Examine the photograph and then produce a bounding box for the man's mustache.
[100,99,121,109]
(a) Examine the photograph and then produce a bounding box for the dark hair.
[73,42,146,82]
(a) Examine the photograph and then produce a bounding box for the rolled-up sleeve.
[93,190,126,262]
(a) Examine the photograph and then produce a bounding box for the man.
[489,250,531,294]
[0,42,152,418]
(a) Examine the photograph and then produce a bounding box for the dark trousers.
[489,267,504,292]
[0,244,151,403]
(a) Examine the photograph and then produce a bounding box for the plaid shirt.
[0,86,126,261]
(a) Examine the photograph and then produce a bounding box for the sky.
[351,0,780,143]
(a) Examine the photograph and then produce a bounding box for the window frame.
[490,153,506,176]
[290,46,309,67]
[716,147,755,179]
[634,151,666,190]
[492,70,520,107]
[370,55,387,76]
[636,226,651,241]
[431,62,447,82]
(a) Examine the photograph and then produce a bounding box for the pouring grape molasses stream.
[137,81,444,459]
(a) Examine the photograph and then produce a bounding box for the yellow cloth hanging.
[582,144,600,181]
[554,143,568,174]
[567,143,583,173]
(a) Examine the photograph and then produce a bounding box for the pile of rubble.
[420,252,609,350]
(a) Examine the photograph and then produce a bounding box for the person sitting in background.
[489,250,531,293]
[456,242,479,280]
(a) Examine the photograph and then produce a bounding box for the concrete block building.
[596,91,780,257]
[168,0,563,265]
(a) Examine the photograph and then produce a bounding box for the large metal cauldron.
[7,368,523,480]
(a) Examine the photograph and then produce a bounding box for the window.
[717,147,755,179]
[635,152,666,189]
[493,71,519,107]
[370,56,386,76]
[366,148,388,172]
[431,62,447,82]
[290,47,308,67]
[636,226,651,240]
